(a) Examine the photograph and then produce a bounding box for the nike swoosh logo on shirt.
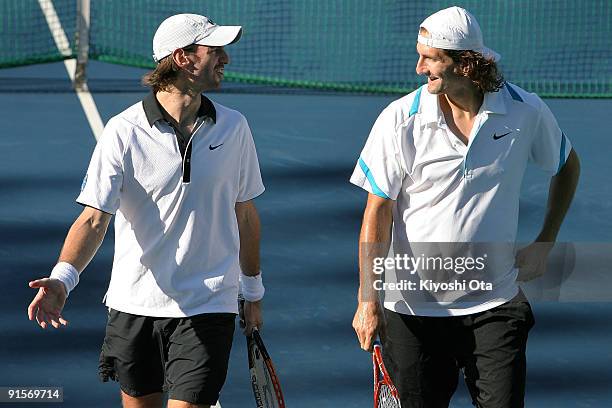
[493,131,512,140]
[209,143,224,150]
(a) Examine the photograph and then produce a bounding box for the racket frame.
[241,296,286,408]
[373,340,401,407]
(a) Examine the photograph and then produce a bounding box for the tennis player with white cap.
[27,13,265,408]
[351,6,580,407]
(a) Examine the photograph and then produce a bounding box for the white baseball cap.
[417,6,501,62]
[152,13,242,62]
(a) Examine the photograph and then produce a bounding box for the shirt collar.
[419,87,442,125]
[480,89,506,115]
[143,92,217,127]
[418,87,506,126]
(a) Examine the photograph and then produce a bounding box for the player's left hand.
[241,299,263,336]
[515,242,554,281]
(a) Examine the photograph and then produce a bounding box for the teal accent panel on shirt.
[358,157,390,199]
[505,83,524,102]
[409,86,423,116]
[557,133,567,173]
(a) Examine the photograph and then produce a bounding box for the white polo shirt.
[350,82,571,316]
[77,93,265,317]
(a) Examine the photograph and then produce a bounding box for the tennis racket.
[373,340,401,408]
[239,297,286,408]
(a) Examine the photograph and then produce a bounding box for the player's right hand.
[27,278,68,329]
[353,301,385,352]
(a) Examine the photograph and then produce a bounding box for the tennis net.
[1,0,611,97]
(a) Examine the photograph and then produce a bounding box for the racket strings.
[251,344,283,407]
[377,384,401,408]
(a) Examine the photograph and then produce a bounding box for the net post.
[74,0,91,91]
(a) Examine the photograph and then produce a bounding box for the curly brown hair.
[444,49,504,93]
[141,45,198,93]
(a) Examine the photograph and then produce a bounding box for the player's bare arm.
[516,149,581,281]
[353,193,393,352]
[236,200,263,334]
[27,206,112,329]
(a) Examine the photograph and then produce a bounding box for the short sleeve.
[349,107,404,200]
[529,99,572,174]
[237,117,265,202]
[76,118,125,214]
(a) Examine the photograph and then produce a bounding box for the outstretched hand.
[27,278,68,329]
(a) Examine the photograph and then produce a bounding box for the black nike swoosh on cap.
[209,143,224,150]
[493,131,512,140]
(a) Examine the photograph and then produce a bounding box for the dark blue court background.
[1,61,611,407]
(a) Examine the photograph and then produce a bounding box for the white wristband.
[50,262,80,295]
[239,271,265,302]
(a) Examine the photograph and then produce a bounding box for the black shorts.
[99,309,235,405]
[383,293,535,408]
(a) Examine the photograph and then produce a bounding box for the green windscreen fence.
[2,0,611,97]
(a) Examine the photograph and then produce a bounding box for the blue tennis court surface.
[1,61,611,407]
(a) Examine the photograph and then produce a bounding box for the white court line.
[36,2,224,407]
[38,0,104,141]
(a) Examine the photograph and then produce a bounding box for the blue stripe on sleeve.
[358,158,390,199]
[505,82,524,102]
[557,133,567,173]
[409,86,423,116]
